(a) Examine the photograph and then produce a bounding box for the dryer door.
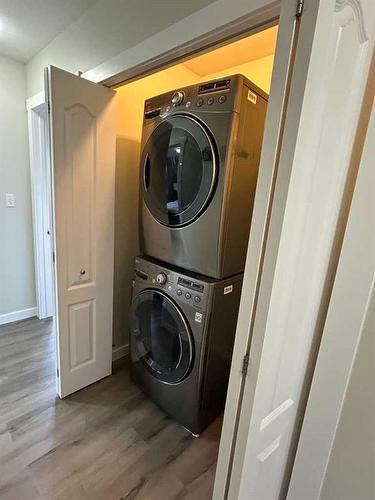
[141,114,217,227]
[130,289,194,384]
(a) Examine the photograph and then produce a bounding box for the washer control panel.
[134,258,207,309]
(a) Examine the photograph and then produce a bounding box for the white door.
[46,66,117,398]
[215,0,375,498]
[287,101,375,499]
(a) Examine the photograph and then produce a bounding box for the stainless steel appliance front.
[139,75,268,278]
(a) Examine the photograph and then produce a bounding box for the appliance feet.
[183,426,200,438]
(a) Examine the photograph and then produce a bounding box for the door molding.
[27,92,55,320]
[82,1,280,87]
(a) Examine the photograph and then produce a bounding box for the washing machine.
[129,255,243,435]
[139,74,268,278]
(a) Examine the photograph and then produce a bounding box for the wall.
[0,55,35,319]
[26,0,216,98]
[113,54,273,347]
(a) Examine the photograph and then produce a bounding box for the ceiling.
[0,0,93,62]
[183,25,278,77]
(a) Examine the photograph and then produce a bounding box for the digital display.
[178,277,204,293]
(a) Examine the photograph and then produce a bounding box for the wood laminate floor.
[0,317,222,500]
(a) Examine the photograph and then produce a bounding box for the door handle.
[144,155,151,191]
[80,269,86,276]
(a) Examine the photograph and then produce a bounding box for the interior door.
[215,0,375,498]
[46,66,117,398]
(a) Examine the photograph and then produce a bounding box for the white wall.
[26,0,216,97]
[0,55,35,319]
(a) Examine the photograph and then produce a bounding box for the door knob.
[80,269,86,276]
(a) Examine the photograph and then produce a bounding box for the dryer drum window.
[141,115,217,227]
[130,290,194,384]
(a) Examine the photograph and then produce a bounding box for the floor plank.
[0,317,221,499]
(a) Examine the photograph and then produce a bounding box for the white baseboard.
[0,307,38,326]
[112,344,129,362]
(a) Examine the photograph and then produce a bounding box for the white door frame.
[27,91,55,320]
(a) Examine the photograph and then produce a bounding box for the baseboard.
[0,307,38,326]
[112,344,129,362]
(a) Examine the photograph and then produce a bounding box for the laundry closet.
[109,26,277,434]
[38,0,375,493]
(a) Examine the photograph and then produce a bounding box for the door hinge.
[242,353,250,376]
[296,0,304,17]
[47,101,51,114]
[56,367,59,378]
[52,250,55,263]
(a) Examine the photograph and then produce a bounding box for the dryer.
[139,74,268,278]
[129,255,243,435]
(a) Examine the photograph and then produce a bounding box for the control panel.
[134,259,206,309]
[144,76,238,120]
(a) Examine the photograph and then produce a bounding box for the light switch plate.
[5,193,16,208]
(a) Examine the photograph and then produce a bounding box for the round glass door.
[130,290,194,384]
[141,114,217,227]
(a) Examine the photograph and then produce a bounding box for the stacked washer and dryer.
[129,74,268,435]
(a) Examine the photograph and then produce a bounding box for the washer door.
[130,290,194,384]
[141,114,217,227]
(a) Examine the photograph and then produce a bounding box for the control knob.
[156,272,168,285]
[171,91,184,106]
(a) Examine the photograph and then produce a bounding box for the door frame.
[86,2,307,498]
[27,91,55,320]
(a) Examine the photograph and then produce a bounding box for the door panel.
[68,299,95,369]
[65,104,96,288]
[46,66,117,397]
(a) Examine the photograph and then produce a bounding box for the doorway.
[113,25,277,355]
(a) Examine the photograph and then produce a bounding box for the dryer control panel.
[144,75,242,120]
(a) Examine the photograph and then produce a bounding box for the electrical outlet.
[5,193,16,208]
